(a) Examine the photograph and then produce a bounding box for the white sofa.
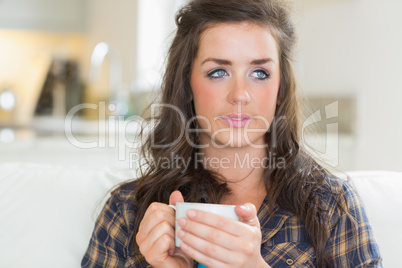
[0,162,401,267]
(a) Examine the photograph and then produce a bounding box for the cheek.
[257,84,280,116]
[267,74,280,105]
[262,88,278,104]
[191,78,218,114]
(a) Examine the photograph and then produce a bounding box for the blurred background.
[0,0,401,171]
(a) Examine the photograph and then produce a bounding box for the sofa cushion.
[0,163,133,268]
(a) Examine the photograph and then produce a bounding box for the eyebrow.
[251,58,274,65]
[201,57,274,65]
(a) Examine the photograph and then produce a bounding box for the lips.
[220,113,253,128]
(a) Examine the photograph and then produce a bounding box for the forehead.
[196,22,279,61]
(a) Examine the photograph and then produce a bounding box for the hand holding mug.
[169,202,239,247]
[135,191,192,268]
[176,203,271,268]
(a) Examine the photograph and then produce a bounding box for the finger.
[185,209,249,237]
[178,227,235,263]
[235,203,260,228]
[141,202,175,230]
[143,202,176,221]
[146,232,176,264]
[138,203,175,242]
[180,242,230,268]
[139,209,175,240]
[169,190,184,205]
[139,220,175,255]
[178,217,238,250]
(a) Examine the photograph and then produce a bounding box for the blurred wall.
[0,0,86,32]
[82,0,184,115]
[83,0,138,104]
[0,30,85,123]
[295,0,402,172]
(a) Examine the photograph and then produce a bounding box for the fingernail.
[178,218,187,226]
[239,205,247,210]
[178,229,186,238]
[187,209,196,218]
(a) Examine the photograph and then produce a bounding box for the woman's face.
[190,22,281,148]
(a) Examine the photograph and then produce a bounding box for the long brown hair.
[129,0,345,266]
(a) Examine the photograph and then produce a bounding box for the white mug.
[169,202,239,247]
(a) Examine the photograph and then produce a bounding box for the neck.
[199,140,268,209]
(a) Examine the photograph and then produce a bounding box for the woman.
[82,0,382,267]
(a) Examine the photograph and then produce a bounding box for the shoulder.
[320,176,382,266]
[81,180,140,267]
[108,180,139,227]
[317,174,361,224]
[111,180,138,205]
[321,175,357,203]
[90,180,139,239]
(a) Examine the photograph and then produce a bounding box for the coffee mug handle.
[169,204,176,210]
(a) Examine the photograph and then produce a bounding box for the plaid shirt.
[81,179,382,267]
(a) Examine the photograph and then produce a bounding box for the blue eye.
[251,70,270,80]
[207,69,228,79]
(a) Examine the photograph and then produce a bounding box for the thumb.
[169,190,184,205]
[235,203,260,228]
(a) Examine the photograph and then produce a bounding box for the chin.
[211,133,267,149]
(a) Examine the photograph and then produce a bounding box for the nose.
[227,76,251,104]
